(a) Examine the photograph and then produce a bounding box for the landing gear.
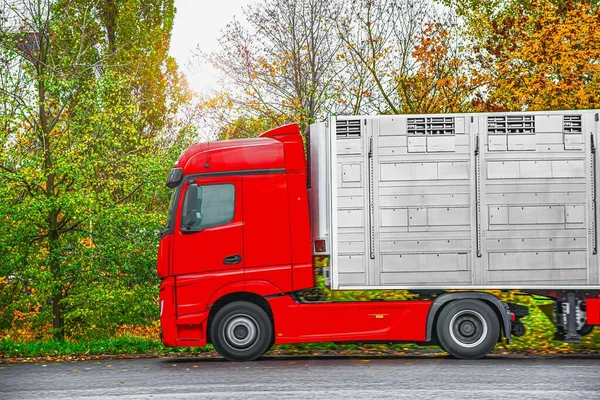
[436,299,501,359]
[211,301,273,361]
[553,292,590,343]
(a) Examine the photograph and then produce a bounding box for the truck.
[157,110,600,361]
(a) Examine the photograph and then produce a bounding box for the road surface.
[1,355,599,399]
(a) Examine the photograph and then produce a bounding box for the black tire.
[436,299,500,360]
[211,301,273,361]
[578,324,594,337]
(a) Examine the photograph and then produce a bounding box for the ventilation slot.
[428,117,455,135]
[408,118,426,135]
[336,119,361,138]
[487,115,535,134]
[408,117,455,135]
[564,115,582,134]
[507,116,534,134]
[487,116,507,135]
[563,115,583,150]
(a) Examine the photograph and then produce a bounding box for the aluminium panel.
[313,110,600,290]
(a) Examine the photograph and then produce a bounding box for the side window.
[182,184,235,230]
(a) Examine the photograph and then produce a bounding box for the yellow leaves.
[199,93,235,113]
[79,237,95,249]
[469,0,600,111]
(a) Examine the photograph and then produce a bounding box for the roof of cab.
[175,124,304,176]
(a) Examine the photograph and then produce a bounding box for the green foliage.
[0,0,190,341]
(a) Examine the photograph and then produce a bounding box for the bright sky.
[170,0,253,95]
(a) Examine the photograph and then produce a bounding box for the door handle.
[223,254,242,265]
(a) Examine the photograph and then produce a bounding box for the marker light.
[314,239,326,253]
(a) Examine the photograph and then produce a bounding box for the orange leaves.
[412,23,449,65]
[115,322,160,340]
[2,309,53,342]
[398,21,483,114]
[467,0,600,111]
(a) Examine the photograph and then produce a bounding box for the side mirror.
[182,183,198,229]
[166,167,183,188]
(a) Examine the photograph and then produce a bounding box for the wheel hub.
[459,321,475,336]
[234,325,249,339]
[225,315,258,348]
[449,310,488,348]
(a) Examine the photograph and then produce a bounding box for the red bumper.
[159,277,208,347]
[159,277,177,346]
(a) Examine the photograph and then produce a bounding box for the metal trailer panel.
[309,110,600,290]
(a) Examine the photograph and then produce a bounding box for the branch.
[115,182,144,205]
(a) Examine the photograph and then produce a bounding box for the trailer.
[157,110,600,361]
[311,111,600,289]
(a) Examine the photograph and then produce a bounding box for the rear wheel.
[436,299,500,360]
[211,301,273,361]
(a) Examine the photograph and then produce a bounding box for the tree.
[443,0,600,111]
[0,0,189,340]
[396,21,484,113]
[197,0,344,137]
[198,0,482,139]
[336,0,479,114]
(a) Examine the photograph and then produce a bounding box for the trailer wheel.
[436,299,500,360]
[211,301,273,361]
[578,324,594,337]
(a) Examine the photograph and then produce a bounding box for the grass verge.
[2,334,599,362]
[0,337,213,359]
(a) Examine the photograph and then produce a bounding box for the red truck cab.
[158,125,315,345]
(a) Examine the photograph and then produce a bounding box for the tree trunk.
[36,35,64,340]
[52,290,63,341]
[49,210,63,341]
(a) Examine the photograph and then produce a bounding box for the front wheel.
[436,299,500,360]
[211,301,273,361]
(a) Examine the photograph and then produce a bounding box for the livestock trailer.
[311,111,600,290]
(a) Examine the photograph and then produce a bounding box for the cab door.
[172,176,244,277]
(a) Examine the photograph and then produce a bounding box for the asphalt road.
[1,355,599,400]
